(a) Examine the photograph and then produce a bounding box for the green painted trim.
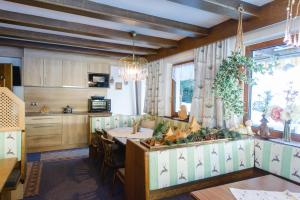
[17,132,21,161]
[187,147,195,181]
[281,145,293,179]
[245,140,251,168]
[232,141,239,171]
[262,141,271,171]
[203,145,211,178]
[169,149,178,186]
[218,143,226,174]
[149,152,159,190]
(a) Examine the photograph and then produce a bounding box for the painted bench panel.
[149,138,254,190]
[0,131,22,161]
[254,139,300,183]
[90,115,138,132]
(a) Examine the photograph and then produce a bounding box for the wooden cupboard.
[44,58,63,87]
[23,54,110,88]
[23,56,44,86]
[62,60,87,87]
[88,62,110,74]
[26,115,88,152]
[62,115,88,145]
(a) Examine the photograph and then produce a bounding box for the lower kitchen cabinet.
[26,115,88,152]
[62,115,88,145]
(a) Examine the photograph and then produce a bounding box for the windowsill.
[269,138,300,148]
[164,116,189,123]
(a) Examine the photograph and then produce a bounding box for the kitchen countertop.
[26,111,112,117]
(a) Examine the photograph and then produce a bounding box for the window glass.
[251,45,300,134]
[172,63,194,113]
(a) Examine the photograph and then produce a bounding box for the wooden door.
[23,56,44,86]
[88,62,110,74]
[62,60,87,88]
[0,64,13,90]
[62,115,88,145]
[44,58,63,87]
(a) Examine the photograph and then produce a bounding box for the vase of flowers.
[283,119,292,142]
[267,84,299,142]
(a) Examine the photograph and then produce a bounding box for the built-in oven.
[88,96,111,112]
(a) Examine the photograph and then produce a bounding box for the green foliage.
[153,121,169,139]
[213,52,265,119]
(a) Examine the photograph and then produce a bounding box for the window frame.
[245,38,300,142]
[171,60,194,118]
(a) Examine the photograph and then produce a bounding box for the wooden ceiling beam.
[146,0,288,61]
[168,0,260,19]
[0,10,177,48]
[0,27,157,55]
[0,37,131,58]
[7,0,209,37]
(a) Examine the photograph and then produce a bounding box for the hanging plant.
[213,52,265,119]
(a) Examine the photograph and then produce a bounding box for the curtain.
[190,39,232,128]
[144,60,165,116]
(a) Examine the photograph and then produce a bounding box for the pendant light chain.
[235,6,245,55]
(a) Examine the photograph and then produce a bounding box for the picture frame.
[115,82,122,90]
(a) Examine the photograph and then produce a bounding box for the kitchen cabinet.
[26,115,88,152]
[23,56,44,86]
[44,58,63,87]
[62,115,88,145]
[62,60,87,88]
[26,116,63,152]
[88,62,110,74]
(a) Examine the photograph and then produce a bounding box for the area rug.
[40,148,89,162]
[24,161,43,198]
[24,148,89,198]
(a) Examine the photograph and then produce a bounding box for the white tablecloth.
[107,127,153,140]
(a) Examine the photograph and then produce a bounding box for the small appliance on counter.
[63,105,73,113]
[88,73,110,88]
[88,96,111,112]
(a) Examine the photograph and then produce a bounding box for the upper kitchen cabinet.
[62,60,87,88]
[88,62,110,74]
[44,58,63,87]
[23,56,44,87]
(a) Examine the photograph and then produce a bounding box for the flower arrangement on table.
[143,117,243,147]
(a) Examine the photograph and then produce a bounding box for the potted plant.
[213,52,265,120]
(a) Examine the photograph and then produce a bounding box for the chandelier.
[284,0,300,46]
[119,32,148,81]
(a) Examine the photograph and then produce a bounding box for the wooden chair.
[100,135,124,182]
[112,168,125,196]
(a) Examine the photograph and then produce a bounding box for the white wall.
[107,66,136,115]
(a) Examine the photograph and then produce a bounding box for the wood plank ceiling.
[0,0,286,59]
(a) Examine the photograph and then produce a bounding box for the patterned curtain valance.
[0,87,25,131]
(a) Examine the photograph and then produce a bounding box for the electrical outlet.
[30,102,38,107]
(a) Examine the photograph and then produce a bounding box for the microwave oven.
[88,98,111,112]
[88,73,110,88]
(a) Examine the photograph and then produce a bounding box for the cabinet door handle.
[32,125,55,128]
[31,118,55,120]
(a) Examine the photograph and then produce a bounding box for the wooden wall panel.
[24,87,107,113]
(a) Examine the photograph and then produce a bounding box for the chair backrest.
[100,135,115,165]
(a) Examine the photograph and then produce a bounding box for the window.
[171,62,194,116]
[250,44,300,134]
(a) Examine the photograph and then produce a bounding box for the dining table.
[191,175,300,200]
[107,127,153,145]
[0,158,17,192]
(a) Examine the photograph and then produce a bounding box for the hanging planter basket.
[213,6,265,119]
